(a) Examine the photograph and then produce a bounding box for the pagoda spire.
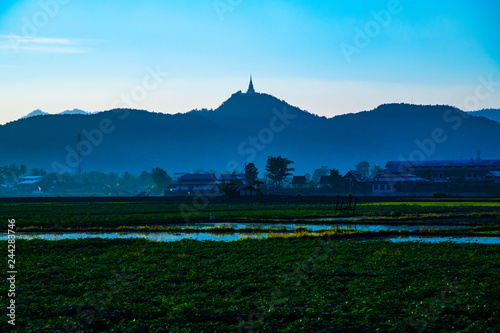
[246,75,255,94]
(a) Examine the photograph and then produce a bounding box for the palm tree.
[265,155,295,188]
[10,164,20,179]
[19,164,28,177]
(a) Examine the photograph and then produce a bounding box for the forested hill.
[468,109,500,123]
[1,93,500,175]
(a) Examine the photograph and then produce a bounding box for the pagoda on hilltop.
[246,75,256,94]
[233,75,260,97]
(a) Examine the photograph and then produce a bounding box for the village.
[2,158,500,197]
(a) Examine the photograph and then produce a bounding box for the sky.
[1,0,500,124]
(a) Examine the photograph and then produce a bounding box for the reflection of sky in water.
[0,232,498,244]
[189,223,467,232]
[0,232,262,242]
[388,236,500,244]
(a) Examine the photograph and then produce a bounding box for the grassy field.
[1,199,500,231]
[2,238,499,332]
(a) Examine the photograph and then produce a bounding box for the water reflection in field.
[191,223,467,232]
[1,231,499,244]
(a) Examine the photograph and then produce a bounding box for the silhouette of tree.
[151,168,172,193]
[31,168,47,177]
[11,164,20,179]
[355,161,370,179]
[370,164,383,178]
[253,180,264,191]
[312,166,328,184]
[329,169,344,191]
[19,164,28,177]
[245,163,258,185]
[265,155,294,188]
[304,173,311,183]
[139,171,153,186]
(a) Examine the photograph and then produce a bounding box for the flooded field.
[3,231,499,244]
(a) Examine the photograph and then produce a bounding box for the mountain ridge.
[2,93,500,175]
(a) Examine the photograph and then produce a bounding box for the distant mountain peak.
[58,109,90,115]
[21,109,49,119]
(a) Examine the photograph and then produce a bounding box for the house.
[290,176,308,188]
[385,160,500,183]
[343,170,365,183]
[169,173,221,192]
[216,173,246,185]
[169,173,246,193]
[16,176,44,193]
[370,174,426,194]
[484,171,500,183]
[17,176,43,185]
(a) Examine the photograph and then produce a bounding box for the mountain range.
[2,91,500,175]
[21,109,91,119]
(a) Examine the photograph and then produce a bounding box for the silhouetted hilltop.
[1,98,500,175]
[468,109,500,123]
[21,109,49,119]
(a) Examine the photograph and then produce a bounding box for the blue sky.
[1,0,499,124]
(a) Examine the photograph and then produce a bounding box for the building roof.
[487,171,500,177]
[344,170,365,182]
[178,173,216,181]
[171,173,246,188]
[17,179,42,185]
[369,174,425,183]
[386,160,500,173]
[19,176,43,180]
[216,174,246,181]
[290,176,307,185]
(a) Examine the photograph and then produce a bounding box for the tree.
[31,168,47,177]
[19,164,28,177]
[139,171,153,186]
[253,180,264,191]
[312,166,329,184]
[10,164,20,179]
[1,166,13,183]
[329,169,344,191]
[304,173,311,183]
[355,161,370,179]
[245,163,258,185]
[370,164,383,178]
[265,156,295,188]
[151,168,172,193]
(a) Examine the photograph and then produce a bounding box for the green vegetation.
[1,200,500,231]
[4,238,499,332]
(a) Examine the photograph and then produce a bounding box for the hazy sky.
[1,0,499,124]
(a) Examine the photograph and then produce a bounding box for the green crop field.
[1,199,500,231]
[2,238,499,332]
